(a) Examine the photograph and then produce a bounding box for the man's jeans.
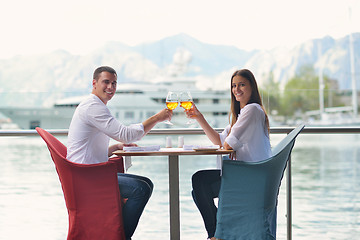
[117,173,153,240]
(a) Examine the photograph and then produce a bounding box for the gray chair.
[214,124,305,240]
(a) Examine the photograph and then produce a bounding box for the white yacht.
[0,78,231,129]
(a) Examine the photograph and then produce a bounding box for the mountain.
[0,33,359,107]
[245,34,359,90]
[132,33,255,77]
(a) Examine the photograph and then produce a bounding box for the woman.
[186,69,271,240]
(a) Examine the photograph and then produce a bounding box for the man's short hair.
[93,66,117,80]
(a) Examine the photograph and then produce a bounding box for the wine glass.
[164,91,178,125]
[179,91,195,124]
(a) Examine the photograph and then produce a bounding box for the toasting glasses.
[164,91,178,125]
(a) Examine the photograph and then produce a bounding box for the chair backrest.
[215,124,305,240]
[36,127,125,240]
[36,127,68,159]
[272,124,305,156]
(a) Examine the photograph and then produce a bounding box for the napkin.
[123,145,161,152]
[124,156,132,172]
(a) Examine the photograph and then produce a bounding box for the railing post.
[286,155,292,240]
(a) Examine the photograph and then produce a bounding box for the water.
[1,133,360,240]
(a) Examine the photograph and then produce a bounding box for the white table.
[113,148,233,240]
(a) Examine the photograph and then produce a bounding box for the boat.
[305,107,360,127]
[0,47,234,130]
[305,27,360,127]
[0,78,231,129]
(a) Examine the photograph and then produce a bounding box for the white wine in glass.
[164,91,178,125]
[179,91,195,124]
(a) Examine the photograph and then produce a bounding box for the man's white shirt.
[67,94,144,164]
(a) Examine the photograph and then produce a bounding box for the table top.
[113,148,233,156]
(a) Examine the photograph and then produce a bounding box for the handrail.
[0,129,69,136]
[1,126,360,136]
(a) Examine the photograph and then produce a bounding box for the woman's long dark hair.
[229,69,270,134]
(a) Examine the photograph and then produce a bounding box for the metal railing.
[2,126,360,136]
[1,126,360,240]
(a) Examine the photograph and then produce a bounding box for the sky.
[0,0,359,59]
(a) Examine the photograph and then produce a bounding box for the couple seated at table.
[66,66,271,240]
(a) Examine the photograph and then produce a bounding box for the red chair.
[36,127,126,240]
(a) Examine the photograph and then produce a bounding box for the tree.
[279,65,342,117]
[259,71,281,116]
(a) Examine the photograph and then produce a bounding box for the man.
[67,66,172,240]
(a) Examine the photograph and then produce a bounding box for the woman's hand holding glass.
[179,91,195,124]
[185,103,202,120]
